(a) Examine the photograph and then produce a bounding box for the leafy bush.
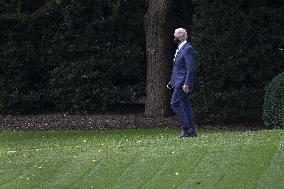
[46,0,147,112]
[191,0,284,122]
[263,72,284,128]
[0,23,51,114]
[0,0,147,114]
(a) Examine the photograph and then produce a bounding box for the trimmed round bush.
[263,72,284,128]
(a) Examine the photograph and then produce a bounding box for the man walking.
[167,28,197,138]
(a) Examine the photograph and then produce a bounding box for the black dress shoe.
[178,131,197,139]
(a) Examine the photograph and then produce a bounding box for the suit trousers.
[170,87,195,133]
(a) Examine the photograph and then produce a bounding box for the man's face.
[174,31,181,40]
[173,31,182,44]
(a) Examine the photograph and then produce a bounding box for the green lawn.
[0,129,283,189]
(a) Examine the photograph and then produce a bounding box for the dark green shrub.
[46,0,147,112]
[0,0,147,114]
[191,0,284,122]
[48,58,120,112]
[263,72,284,128]
[0,23,51,114]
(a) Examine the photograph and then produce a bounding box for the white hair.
[175,28,188,39]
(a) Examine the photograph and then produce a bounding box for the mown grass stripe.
[103,143,174,188]
[81,143,147,189]
[42,153,101,189]
[1,149,83,188]
[0,129,283,189]
[142,144,209,189]
[105,148,155,189]
[256,136,284,189]
[177,133,279,189]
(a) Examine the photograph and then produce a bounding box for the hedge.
[263,72,284,128]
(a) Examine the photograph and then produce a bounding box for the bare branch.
[0,0,62,24]
[0,13,29,24]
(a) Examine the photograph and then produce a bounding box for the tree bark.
[144,0,173,117]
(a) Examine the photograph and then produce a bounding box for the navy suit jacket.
[170,42,195,89]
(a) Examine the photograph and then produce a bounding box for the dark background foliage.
[0,0,283,124]
[191,0,283,122]
[0,0,147,114]
[263,72,284,128]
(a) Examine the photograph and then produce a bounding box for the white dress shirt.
[174,40,187,62]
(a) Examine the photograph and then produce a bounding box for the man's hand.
[183,85,189,93]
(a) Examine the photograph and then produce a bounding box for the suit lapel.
[174,42,188,64]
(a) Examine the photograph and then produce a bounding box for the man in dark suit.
[167,28,197,138]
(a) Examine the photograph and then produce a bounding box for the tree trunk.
[144,0,173,117]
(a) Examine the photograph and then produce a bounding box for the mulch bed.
[0,113,180,131]
[0,113,265,131]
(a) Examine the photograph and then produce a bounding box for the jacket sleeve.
[184,47,195,88]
